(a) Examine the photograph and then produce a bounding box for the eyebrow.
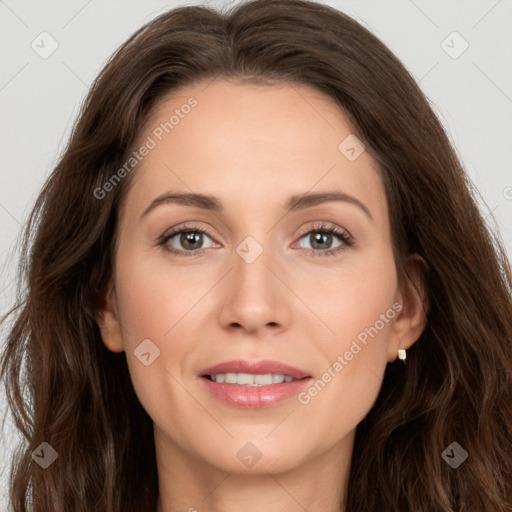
[140,190,373,222]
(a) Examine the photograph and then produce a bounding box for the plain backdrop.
[1,0,511,508]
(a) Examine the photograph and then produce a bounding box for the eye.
[158,224,216,257]
[294,222,353,257]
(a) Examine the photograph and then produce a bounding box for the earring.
[397,348,406,364]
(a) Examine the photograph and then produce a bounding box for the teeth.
[209,373,298,386]
[225,373,237,384]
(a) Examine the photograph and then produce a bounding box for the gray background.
[1,0,511,508]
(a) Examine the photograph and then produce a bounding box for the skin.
[96,78,427,512]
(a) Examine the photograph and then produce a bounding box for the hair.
[1,0,511,510]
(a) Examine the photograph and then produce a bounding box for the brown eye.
[159,225,215,256]
[177,231,204,251]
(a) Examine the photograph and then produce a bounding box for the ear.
[387,253,428,362]
[95,281,125,353]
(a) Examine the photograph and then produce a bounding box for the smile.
[199,360,312,408]
[205,373,298,386]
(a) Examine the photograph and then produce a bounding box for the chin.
[193,436,312,475]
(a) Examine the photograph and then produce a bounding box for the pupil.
[312,232,331,249]
[182,231,202,250]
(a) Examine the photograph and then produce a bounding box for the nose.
[217,242,290,336]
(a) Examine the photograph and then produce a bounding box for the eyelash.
[157,221,354,258]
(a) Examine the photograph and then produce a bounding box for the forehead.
[120,78,387,225]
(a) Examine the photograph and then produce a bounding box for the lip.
[199,359,312,409]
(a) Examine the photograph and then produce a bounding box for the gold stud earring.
[397,348,406,364]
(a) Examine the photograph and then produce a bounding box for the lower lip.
[200,376,312,408]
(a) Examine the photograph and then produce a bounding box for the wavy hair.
[1,0,511,510]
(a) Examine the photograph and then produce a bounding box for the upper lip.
[200,359,311,380]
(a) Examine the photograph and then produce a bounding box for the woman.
[1,0,511,510]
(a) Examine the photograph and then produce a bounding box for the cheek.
[298,317,393,449]
[111,253,185,411]
[319,247,398,344]
[114,249,189,343]
[303,250,397,419]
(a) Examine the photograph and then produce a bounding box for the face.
[97,78,426,476]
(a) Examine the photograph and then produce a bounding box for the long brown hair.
[1,1,511,510]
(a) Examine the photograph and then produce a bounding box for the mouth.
[203,372,304,386]
[199,360,312,408]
